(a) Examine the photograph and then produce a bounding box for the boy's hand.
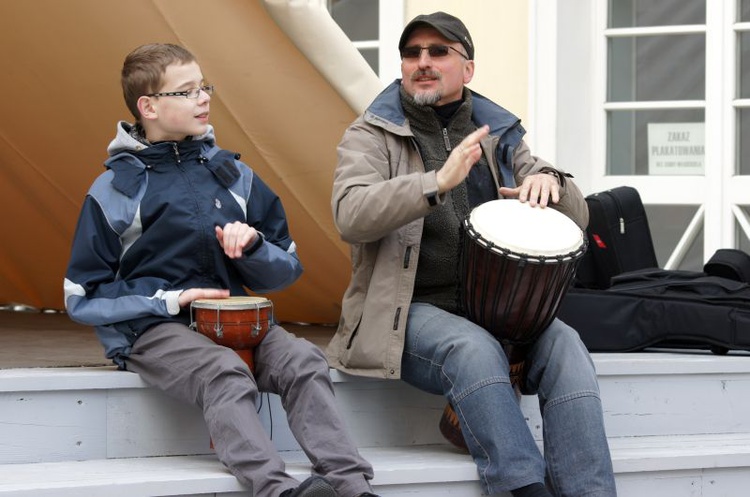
[178,288,230,308]
[215,222,258,259]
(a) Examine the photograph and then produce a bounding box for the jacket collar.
[364,79,523,141]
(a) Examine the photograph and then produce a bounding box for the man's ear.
[463,60,475,85]
[137,95,158,121]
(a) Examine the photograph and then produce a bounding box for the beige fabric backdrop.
[0,0,374,324]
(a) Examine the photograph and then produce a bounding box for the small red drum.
[190,296,273,373]
[460,199,586,365]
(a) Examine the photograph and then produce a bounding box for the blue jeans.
[401,303,617,496]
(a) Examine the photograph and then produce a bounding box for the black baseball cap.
[398,12,474,60]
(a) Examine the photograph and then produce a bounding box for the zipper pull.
[442,128,451,151]
[172,143,181,164]
[619,217,625,234]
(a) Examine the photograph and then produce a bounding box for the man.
[328,12,617,497]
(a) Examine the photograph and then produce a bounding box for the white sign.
[647,122,705,175]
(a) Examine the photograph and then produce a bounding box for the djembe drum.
[190,296,273,373]
[439,199,587,450]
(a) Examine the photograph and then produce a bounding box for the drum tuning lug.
[213,323,224,339]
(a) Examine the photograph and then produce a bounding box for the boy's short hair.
[121,43,196,121]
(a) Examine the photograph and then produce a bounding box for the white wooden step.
[2,436,750,497]
[3,352,750,464]
[0,366,448,464]
[0,447,482,497]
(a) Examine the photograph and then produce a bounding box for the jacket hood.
[106,121,217,157]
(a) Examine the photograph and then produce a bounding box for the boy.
[64,43,376,497]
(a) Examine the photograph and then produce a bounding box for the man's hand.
[498,172,560,207]
[436,125,490,194]
[215,222,258,259]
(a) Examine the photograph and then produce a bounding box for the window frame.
[531,0,750,266]
[327,0,403,84]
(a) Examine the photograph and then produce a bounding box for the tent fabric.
[263,0,382,115]
[0,0,382,324]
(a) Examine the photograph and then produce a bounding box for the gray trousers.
[125,322,374,497]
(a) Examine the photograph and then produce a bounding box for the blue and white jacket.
[64,122,302,366]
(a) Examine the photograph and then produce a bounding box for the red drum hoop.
[190,296,274,372]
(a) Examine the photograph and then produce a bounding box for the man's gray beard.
[413,90,442,106]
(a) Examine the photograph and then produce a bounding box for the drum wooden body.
[190,297,273,372]
[460,199,586,364]
[441,200,586,451]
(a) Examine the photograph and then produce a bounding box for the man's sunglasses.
[400,44,469,60]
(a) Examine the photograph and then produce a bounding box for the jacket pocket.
[346,318,361,350]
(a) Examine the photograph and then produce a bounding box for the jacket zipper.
[442,128,452,151]
[172,142,182,165]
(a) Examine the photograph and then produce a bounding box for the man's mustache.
[411,70,442,82]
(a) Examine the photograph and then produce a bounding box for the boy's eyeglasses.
[400,45,468,60]
[146,85,214,99]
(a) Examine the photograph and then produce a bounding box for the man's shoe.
[280,475,337,497]
[355,493,381,497]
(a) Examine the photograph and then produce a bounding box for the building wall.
[404,1,529,125]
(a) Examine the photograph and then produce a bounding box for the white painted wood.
[376,481,495,497]
[0,366,143,392]
[106,388,211,459]
[2,438,750,497]
[377,1,404,85]
[604,25,707,36]
[527,0,558,163]
[614,467,748,497]
[665,206,705,269]
[610,433,750,473]
[3,353,750,496]
[705,1,730,261]
[4,353,750,462]
[331,378,445,447]
[0,455,254,497]
[0,390,107,463]
[603,375,750,437]
[592,352,750,375]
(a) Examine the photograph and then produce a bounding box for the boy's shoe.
[280,476,337,497]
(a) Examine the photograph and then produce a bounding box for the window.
[327,0,403,83]
[537,1,750,268]
[737,0,750,175]
[329,0,380,72]
[605,0,706,176]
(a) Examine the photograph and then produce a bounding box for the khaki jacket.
[327,82,588,379]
